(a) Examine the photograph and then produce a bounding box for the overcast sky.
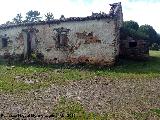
[0,0,159,33]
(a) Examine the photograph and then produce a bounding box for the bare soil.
[0,77,160,120]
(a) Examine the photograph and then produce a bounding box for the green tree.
[13,13,23,24]
[123,20,139,31]
[45,12,54,21]
[120,20,159,49]
[138,25,158,45]
[60,15,65,20]
[157,34,160,45]
[120,21,153,40]
[150,43,160,51]
[120,20,140,39]
[25,10,42,23]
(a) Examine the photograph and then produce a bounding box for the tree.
[120,20,140,39]
[120,20,159,48]
[123,20,139,31]
[120,21,153,40]
[150,43,160,51]
[157,34,160,45]
[60,15,65,20]
[138,25,158,45]
[45,12,54,21]
[13,13,23,24]
[25,10,42,23]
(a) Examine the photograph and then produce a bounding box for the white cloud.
[0,0,118,22]
[123,0,160,33]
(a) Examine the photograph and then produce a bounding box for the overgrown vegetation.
[120,20,160,50]
[1,51,160,93]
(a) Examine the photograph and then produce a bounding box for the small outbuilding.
[120,36,149,60]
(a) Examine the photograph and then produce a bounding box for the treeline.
[5,10,65,24]
[120,20,160,50]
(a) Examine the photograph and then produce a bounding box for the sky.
[0,0,160,33]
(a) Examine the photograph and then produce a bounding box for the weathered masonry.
[0,2,123,66]
[120,37,149,60]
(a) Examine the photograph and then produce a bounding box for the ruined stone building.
[120,36,149,60]
[0,2,148,66]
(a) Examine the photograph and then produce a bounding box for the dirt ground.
[0,77,160,120]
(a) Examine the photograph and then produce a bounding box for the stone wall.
[120,37,149,60]
[0,2,122,66]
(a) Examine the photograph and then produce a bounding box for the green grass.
[1,50,160,92]
[93,50,160,79]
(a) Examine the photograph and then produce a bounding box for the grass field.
[0,50,160,92]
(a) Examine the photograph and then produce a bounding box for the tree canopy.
[45,12,54,21]
[60,15,65,20]
[13,13,23,24]
[120,20,145,40]
[120,20,159,48]
[25,10,42,23]
[138,25,158,45]
[122,20,139,31]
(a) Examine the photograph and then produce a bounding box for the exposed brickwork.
[76,32,101,44]
[120,37,149,60]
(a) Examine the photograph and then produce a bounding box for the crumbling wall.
[120,37,149,60]
[0,27,25,58]
[0,2,123,66]
[35,19,118,65]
